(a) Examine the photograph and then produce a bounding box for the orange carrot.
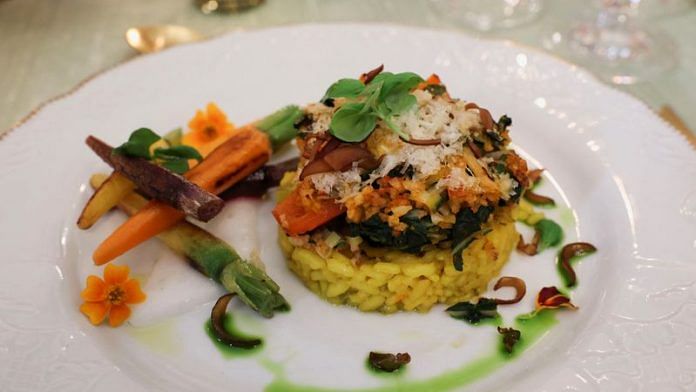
[93,125,271,265]
[417,74,442,90]
[425,74,441,85]
[272,189,345,236]
[93,203,185,264]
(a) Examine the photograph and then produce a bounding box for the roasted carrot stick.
[93,125,271,265]
[272,189,345,236]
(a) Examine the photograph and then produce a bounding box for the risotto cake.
[273,68,529,313]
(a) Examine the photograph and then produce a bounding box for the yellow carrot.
[77,172,135,230]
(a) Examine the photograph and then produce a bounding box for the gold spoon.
[125,25,204,54]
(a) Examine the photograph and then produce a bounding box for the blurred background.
[1,0,694,136]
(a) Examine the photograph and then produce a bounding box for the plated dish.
[1,24,694,392]
[77,66,589,354]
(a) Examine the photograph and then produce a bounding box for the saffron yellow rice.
[278,210,518,313]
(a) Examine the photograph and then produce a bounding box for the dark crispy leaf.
[451,207,493,270]
[446,298,499,324]
[349,210,443,253]
[425,84,447,96]
[497,326,521,354]
[368,352,411,373]
[497,115,512,130]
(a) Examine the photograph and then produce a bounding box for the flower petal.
[81,275,107,302]
[104,264,130,285]
[108,304,131,327]
[80,302,109,325]
[123,279,147,304]
[536,286,577,310]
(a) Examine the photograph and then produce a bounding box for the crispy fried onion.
[400,136,442,146]
[492,276,527,305]
[360,64,384,84]
[464,102,494,130]
[517,231,541,255]
[524,168,555,206]
[300,143,378,180]
[558,242,597,287]
[210,293,262,349]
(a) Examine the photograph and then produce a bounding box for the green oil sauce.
[263,311,558,392]
[558,207,576,228]
[476,315,503,328]
[204,314,263,358]
[128,320,179,355]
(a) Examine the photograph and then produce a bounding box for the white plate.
[1,24,695,392]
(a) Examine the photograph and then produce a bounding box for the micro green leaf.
[380,72,422,107]
[325,70,424,143]
[323,78,365,100]
[163,127,183,147]
[112,128,161,158]
[329,102,378,142]
[385,93,417,115]
[153,145,203,174]
[154,145,203,161]
[158,158,190,174]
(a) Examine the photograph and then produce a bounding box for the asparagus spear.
[254,105,304,151]
[90,173,289,317]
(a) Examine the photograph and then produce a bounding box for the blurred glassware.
[543,0,677,85]
[430,0,544,32]
[196,0,265,14]
[633,0,694,18]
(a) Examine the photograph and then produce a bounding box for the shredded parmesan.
[304,102,334,134]
[303,90,499,202]
[309,166,363,201]
[437,167,480,191]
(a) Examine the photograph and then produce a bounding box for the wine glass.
[430,0,544,32]
[543,0,677,85]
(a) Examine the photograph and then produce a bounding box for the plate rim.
[2,22,695,392]
[2,21,693,152]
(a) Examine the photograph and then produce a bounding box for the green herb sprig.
[323,72,424,142]
[113,128,202,174]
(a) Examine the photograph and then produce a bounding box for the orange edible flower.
[79,264,146,327]
[535,286,577,311]
[183,102,235,157]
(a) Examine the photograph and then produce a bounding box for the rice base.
[278,208,517,313]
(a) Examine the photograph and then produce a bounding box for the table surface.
[1,0,694,136]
